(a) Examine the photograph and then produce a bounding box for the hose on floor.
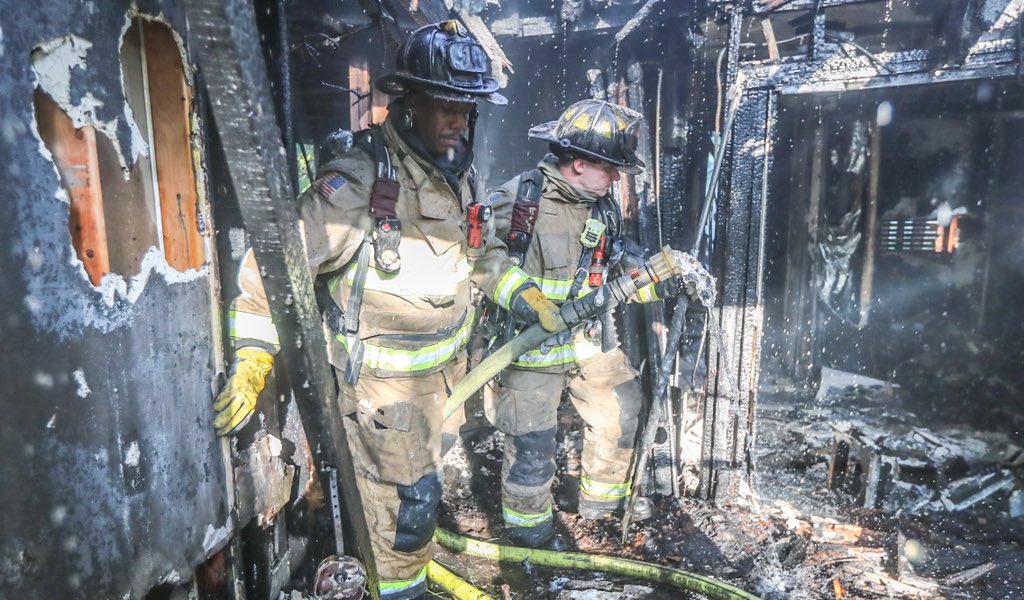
[425,560,495,600]
[434,527,761,600]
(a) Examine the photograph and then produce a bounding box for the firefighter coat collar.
[381,117,472,218]
[537,155,600,206]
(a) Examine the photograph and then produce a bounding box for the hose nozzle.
[607,245,683,301]
[647,245,684,282]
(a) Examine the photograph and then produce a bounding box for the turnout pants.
[337,357,465,600]
[485,348,642,532]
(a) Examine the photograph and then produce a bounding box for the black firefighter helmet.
[529,99,645,174]
[376,20,507,106]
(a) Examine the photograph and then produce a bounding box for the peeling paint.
[157,569,183,585]
[117,11,148,165]
[31,36,91,107]
[202,518,233,556]
[23,238,209,340]
[94,246,209,306]
[72,368,91,398]
[31,36,127,171]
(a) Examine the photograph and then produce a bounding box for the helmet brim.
[529,121,645,175]
[376,73,508,106]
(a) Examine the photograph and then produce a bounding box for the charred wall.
[762,82,1024,427]
[0,2,230,598]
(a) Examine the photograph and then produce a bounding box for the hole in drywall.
[32,18,205,288]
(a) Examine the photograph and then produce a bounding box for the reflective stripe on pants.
[487,347,642,521]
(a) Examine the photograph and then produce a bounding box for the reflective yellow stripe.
[493,266,531,309]
[337,312,473,373]
[229,310,280,346]
[513,343,576,368]
[534,277,594,302]
[535,276,573,301]
[379,566,427,596]
[580,477,632,500]
[502,504,552,527]
[635,282,660,303]
[512,338,601,368]
[344,257,471,297]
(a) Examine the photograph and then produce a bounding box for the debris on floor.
[436,366,1024,599]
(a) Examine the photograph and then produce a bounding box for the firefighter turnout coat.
[227,115,524,599]
[484,156,665,534]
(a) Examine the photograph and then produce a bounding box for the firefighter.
[484,99,694,549]
[212,21,559,600]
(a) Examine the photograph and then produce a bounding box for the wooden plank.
[349,59,372,130]
[183,0,380,593]
[33,91,110,285]
[144,20,205,271]
[370,85,390,126]
[858,124,881,327]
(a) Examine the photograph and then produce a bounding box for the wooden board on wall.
[349,59,390,130]
[33,90,110,285]
[145,20,205,271]
[349,59,372,131]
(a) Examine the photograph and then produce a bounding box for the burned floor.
[2,0,1023,599]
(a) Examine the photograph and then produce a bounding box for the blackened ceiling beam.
[394,0,450,24]
[182,0,381,596]
[488,1,695,38]
[748,0,877,13]
[362,0,452,33]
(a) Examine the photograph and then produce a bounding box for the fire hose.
[443,247,684,420]
[426,560,494,600]
[434,527,762,600]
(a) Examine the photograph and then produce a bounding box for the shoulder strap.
[342,126,401,383]
[567,201,606,301]
[506,168,544,266]
[595,193,622,238]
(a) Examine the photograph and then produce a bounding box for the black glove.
[655,277,701,305]
[539,329,572,355]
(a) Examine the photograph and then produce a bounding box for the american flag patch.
[312,172,346,198]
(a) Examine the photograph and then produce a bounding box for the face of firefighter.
[409,92,475,158]
[569,158,621,197]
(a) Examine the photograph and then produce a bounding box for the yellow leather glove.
[510,284,561,332]
[212,347,273,436]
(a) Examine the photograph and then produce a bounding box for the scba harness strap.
[311,126,403,384]
[490,171,625,354]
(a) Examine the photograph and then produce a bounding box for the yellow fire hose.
[434,527,762,600]
[443,319,553,420]
[426,560,496,600]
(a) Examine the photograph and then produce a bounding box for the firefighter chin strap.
[344,126,401,384]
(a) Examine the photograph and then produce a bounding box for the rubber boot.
[503,521,569,551]
[578,496,655,522]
